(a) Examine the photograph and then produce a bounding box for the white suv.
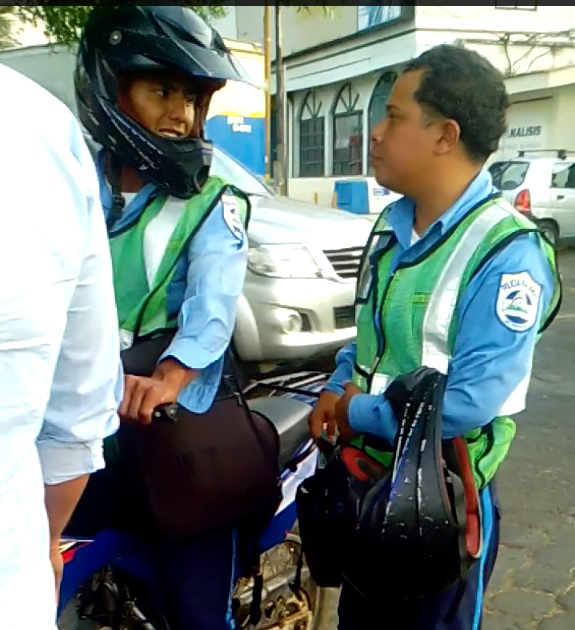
[489,149,575,247]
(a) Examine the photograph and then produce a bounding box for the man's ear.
[434,118,461,156]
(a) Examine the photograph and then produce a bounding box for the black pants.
[67,465,238,630]
[337,484,500,630]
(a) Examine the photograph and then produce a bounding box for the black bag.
[117,331,282,539]
[296,438,390,589]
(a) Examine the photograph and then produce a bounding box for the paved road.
[318,250,575,630]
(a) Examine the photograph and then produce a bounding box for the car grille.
[323,247,363,280]
[333,305,355,329]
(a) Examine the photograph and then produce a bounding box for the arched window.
[368,71,397,132]
[332,82,363,176]
[298,91,325,177]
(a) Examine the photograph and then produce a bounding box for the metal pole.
[263,5,272,183]
[274,2,288,196]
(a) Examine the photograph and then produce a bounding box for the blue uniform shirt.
[326,168,557,441]
[97,154,248,413]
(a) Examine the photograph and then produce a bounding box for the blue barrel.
[333,180,369,214]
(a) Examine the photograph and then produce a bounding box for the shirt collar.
[96,149,158,228]
[385,167,497,249]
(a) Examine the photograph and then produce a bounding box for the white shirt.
[0,64,122,629]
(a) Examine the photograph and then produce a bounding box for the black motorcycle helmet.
[75,5,254,198]
[297,368,482,617]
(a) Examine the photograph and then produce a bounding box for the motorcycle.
[57,371,329,630]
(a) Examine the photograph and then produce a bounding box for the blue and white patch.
[221,192,243,240]
[496,271,541,332]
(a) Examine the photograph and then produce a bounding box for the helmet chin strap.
[105,152,126,231]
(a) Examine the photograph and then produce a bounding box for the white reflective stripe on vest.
[421,202,511,372]
[143,197,187,287]
[363,201,527,415]
[421,201,526,415]
[119,329,134,351]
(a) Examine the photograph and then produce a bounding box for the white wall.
[491,95,555,162]
[212,5,575,207]
[416,5,574,34]
[415,6,575,77]
[216,6,382,59]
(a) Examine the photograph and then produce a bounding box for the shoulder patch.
[496,271,541,332]
[221,190,244,240]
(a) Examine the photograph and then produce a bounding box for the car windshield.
[488,161,529,190]
[211,147,272,197]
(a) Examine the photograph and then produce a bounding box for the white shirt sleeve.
[36,121,123,486]
[0,64,122,486]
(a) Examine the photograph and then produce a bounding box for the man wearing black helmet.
[68,6,255,630]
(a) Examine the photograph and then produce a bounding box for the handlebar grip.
[152,403,178,423]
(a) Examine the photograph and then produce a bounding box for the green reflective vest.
[109,175,250,346]
[351,194,560,488]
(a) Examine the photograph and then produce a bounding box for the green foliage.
[0,11,18,49]
[11,5,228,47]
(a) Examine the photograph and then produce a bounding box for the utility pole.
[274,2,288,196]
[263,5,272,183]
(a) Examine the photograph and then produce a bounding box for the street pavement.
[318,250,575,629]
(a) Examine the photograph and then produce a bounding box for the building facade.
[214,5,575,205]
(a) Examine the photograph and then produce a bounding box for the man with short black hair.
[309,44,560,629]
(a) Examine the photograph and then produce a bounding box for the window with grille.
[367,71,397,175]
[298,91,325,177]
[368,71,397,132]
[332,83,363,176]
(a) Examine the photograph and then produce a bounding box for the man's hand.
[120,358,197,425]
[49,543,63,604]
[333,382,363,443]
[308,390,340,440]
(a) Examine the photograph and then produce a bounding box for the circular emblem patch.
[496,272,541,332]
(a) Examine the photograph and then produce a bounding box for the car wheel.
[537,220,559,248]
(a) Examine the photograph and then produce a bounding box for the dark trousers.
[153,528,237,630]
[67,465,237,630]
[338,485,500,630]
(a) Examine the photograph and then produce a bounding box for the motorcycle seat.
[248,397,312,469]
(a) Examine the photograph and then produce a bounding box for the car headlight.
[248,244,323,279]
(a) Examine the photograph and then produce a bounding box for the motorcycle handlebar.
[151,403,179,423]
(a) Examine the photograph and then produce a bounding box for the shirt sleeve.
[38,128,123,486]
[348,232,557,442]
[161,196,248,370]
[324,342,357,396]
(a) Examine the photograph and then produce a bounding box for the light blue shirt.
[0,64,122,629]
[325,168,557,441]
[97,153,248,413]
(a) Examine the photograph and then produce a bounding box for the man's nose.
[371,119,385,146]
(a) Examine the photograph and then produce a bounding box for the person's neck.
[412,165,483,235]
[105,152,147,193]
[120,164,147,193]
